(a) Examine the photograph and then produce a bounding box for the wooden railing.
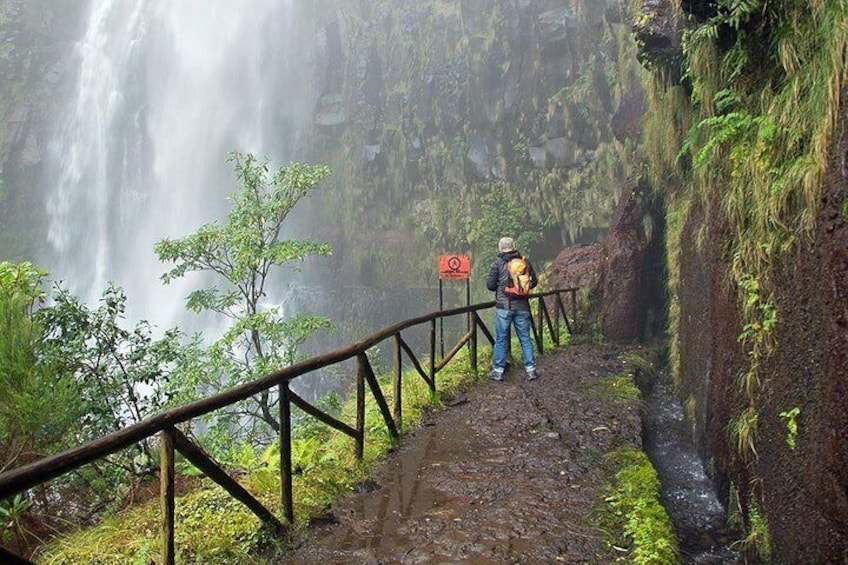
[0,288,577,565]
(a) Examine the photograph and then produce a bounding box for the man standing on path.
[486,236,539,381]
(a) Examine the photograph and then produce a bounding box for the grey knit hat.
[498,237,515,252]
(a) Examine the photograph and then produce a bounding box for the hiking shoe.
[526,369,539,381]
[489,370,504,381]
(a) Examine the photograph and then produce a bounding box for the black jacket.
[486,250,538,311]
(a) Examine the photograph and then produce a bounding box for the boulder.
[549,180,656,341]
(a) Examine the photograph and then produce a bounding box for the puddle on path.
[332,426,445,554]
[642,381,744,564]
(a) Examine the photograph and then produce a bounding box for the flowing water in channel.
[641,380,744,564]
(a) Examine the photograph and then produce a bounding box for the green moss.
[600,448,680,564]
[596,373,641,405]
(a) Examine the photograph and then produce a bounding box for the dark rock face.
[548,180,665,342]
[678,139,848,562]
[634,2,848,560]
[749,98,848,563]
[549,243,604,300]
[632,0,685,81]
[641,17,848,564]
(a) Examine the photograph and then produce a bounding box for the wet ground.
[282,340,647,564]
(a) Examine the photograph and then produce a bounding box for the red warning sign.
[438,254,471,280]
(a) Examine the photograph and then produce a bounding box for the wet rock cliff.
[293,0,645,285]
[633,1,848,562]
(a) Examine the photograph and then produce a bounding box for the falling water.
[42,0,311,329]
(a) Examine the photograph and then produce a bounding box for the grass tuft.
[601,448,679,564]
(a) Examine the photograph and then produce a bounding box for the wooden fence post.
[279,382,294,524]
[529,311,540,353]
[393,334,403,432]
[470,312,478,375]
[429,319,437,392]
[557,292,572,335]
[554,293,560,343]
[355,356,366,459]
[160,428,176,565]
[570,289,577,328]
[536,297,544,355]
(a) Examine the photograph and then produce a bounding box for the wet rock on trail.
[283,340,646,564]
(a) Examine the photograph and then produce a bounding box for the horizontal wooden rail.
[0,288,578,564]
[434,328,473,372]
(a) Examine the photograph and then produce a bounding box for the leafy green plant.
[156,152,333,446]
[730,407,758,462]
[0,261,47,306]
[0,494,33,545]
[0,261,192,552]
[733,500,771,563]
[37,283,187,447]
[736,272,777,348]
[734,269,777,408]
[778,407,800,450]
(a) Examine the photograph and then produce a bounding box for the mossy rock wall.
[639,0,848,561]
[674,111,848,563]
[295,0,644,286]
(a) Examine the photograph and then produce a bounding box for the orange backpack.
[504,257,532,296]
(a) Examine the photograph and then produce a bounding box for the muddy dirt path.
[282,340,646,564]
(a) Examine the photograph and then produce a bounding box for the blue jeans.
[492,308,536,373]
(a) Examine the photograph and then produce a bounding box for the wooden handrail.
[0,299,490,497]
[0,288,578,564]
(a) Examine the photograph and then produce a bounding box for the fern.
[720,0,765,30]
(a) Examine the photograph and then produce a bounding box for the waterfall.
[42,0,309,330]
